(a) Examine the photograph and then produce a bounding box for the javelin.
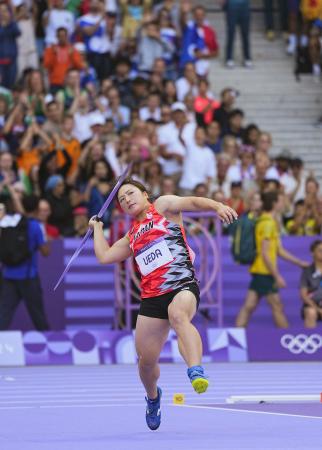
[53,162,133,291]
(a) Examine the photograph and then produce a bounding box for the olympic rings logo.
[280,334,322,354]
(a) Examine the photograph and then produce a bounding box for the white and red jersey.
[128,204,196,298]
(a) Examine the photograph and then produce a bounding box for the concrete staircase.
[199,4,322,179]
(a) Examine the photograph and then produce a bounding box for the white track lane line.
[171,404,322,420]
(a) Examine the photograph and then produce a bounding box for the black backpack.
[0,215,30,266]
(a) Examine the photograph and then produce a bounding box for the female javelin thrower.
[89,178,238,431]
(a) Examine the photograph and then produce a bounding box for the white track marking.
[172,404,322,420]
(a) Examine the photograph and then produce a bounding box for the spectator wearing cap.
[179,126,217,196]
[0,3,21,89]
[300,240,322,328]
[45,174,74,236]
[73,206,89,237]
[157,101,196,182]
[16,3,38,78]
[180,4,219,76]
[205,121,222,154]
[213,88,238,136]
[44,28,84,93]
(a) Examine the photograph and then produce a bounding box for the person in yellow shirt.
[236,191,308,328]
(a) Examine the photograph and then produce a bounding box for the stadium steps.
[192,2,322,181]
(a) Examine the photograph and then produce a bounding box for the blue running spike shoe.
[187,365,209,394]
[145,387,162,430]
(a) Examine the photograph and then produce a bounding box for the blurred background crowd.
[0,0,321,241]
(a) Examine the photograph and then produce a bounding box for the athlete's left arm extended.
[155,195,238,224]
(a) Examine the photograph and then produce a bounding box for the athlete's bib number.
[135,238,173,276]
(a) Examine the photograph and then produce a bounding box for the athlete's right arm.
[89,218,132,264]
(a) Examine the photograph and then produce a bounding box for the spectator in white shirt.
[157,101,195,181]
[43,0,75,46]
[139,92,161,122]
[175,62,198,101]
[179,126,217,195]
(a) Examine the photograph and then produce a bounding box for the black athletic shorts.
[138,282,200,320]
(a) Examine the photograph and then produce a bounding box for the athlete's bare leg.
[266,293,289,328]
[235,290,260,327]
[303,306,318,328]
[167,290,201,367]
[135,315,170,399]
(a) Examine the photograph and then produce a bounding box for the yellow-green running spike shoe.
[187,366,209,394]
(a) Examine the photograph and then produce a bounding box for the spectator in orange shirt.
[43,27,84,94]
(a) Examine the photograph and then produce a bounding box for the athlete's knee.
[138,354,158,369]
[168,310,189,330]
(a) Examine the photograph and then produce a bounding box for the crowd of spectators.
[0,0,321,244]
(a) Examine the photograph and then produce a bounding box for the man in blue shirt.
[0,195,50,330]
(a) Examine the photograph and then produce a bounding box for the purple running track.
[0,362,321,450]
